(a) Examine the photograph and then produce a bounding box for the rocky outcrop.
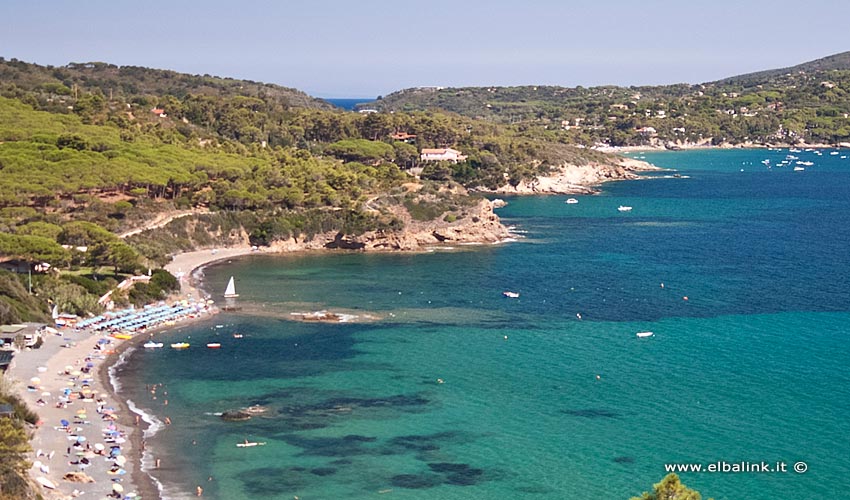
[480,157,661,195]
[267,198,511,253]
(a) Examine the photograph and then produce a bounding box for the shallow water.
[117,149,850,499]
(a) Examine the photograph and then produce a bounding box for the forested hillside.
[0,57,622,321]
[362,52,850,147]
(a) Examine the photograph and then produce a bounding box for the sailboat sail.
[224,276,239,298]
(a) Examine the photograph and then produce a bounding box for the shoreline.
[11,161,658,499]
[8,326,152,499]
[8,290,220,499]
[597,142,844,153]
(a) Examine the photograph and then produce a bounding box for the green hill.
[0,57,330,109]
[715,50,850,86]
[0,56,627,319]
[360,51,850,147]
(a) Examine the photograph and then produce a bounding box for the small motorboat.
[236,441,266,448]
[636,331,654,338]
[618,206,633,212]
[143,341,163,349]
[503,291,520,298]
[565,198,579,204]
[170,342,190,349]
[206,343,221,349]
[232,333,244,339]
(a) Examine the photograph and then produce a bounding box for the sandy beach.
[7,246,257,500]
[164,246,257,301]
[8,329,144,499]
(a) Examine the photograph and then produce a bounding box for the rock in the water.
[221,410,252,422]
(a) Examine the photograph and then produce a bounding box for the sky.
[2,0,849,98]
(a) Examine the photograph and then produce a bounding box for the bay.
[116,148,850,499]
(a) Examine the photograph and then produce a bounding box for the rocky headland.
[478,157,662,195]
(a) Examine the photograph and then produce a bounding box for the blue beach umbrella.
[60,419,69,427]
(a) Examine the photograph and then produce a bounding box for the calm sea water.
[322,98,376,110]
[116,149,850,499]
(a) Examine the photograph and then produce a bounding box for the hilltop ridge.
[714,50,850,86]
[360,51,850,148]
[0,57,331,109]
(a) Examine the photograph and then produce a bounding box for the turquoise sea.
[116,149,850,499]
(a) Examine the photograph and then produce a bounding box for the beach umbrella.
[60,419,69,427]
[71,370,81,376]
[76,409,86,414]
[76,436,86,443]
[94,443,105,451]
[37,366,47,372]
[112,483,124,493]
[30,377,41,384]
[115,455,127,466]
[41,391,51,397]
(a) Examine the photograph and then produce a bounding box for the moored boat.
[503,291,520,298]
[618,206,633,212]
[170,342,190,349]
[636,331,654,338]
[565,198,579,204]
[143,341,163,349]
[206,342,221,349]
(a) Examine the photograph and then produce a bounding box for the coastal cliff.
[478,157,660,195]
[133,157,662,258]
[269,197,510,252]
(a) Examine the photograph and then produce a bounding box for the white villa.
[420,148,467,163]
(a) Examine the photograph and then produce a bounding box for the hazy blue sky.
[2,0,848,97]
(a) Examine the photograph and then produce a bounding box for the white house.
[420,148,467,163]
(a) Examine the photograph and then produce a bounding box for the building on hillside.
[151,108,167,118]
[420,148,467,163]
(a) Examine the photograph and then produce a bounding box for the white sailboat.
[224,276,239,298]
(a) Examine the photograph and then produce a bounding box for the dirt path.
[118,209,208,239]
